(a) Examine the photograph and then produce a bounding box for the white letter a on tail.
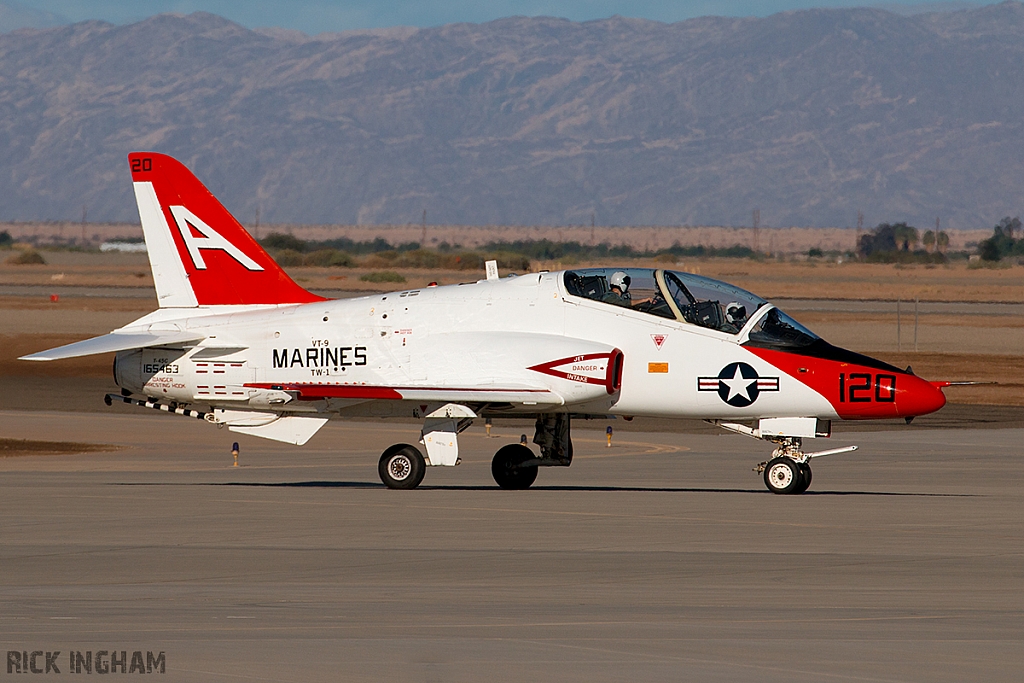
[169,205,264,271]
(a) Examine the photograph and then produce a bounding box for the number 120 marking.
[838,373,897,403]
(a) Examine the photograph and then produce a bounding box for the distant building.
[100,241,147,253]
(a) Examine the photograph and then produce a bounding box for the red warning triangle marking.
[651,334,667,349]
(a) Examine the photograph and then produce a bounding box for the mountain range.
[2,3,1024,229]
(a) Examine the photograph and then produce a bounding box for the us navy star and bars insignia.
[698,362,779,407]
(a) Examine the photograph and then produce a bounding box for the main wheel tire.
[794,461,812,494]
[491,444,539,490]
[763,456,802,495]
[379,444,426,489]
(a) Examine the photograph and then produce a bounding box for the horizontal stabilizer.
[19,330,205,361]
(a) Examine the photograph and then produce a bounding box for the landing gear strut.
[489,414,574,489]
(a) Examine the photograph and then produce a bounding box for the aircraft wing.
[19,331,206,361]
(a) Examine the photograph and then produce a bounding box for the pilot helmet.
[725,302,747,324]
[610,271,631,292]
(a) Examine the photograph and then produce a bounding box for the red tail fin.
[129,152,325,307]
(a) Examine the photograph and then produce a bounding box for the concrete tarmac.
[1,409,1022,682]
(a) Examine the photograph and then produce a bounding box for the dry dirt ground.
[0,437,121,456]
[1,255,1022,410]
[4,250,1024,299]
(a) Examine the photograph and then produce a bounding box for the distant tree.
[922,230,935,252]
[978,216,1022,261]
[1001,216,1021,240]
[858,224,891,256]
[893,223,919,251]
[856,222,941,262]
[261,232,307,252]
[0,230,11,248]
[858,223,917,257]
[936,231,949,253]
[980,237,1002,262]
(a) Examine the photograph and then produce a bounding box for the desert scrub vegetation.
[6,248,46,264]
[261,232,530,271]
[259,232,766,271]
[360,270,406,283]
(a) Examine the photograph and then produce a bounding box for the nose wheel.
[763,456,812,495]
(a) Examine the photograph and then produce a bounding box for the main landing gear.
[491,414,573,489]
[376,411,575,490]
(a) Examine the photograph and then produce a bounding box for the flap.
[228,416,329,446]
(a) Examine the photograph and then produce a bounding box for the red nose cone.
[898,374,947,417]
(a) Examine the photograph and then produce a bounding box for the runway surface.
[1,409,1022,682]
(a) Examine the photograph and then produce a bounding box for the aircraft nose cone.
[899,374,947,417]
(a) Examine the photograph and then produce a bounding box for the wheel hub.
[768,462,794,488]
[388,455,412,481]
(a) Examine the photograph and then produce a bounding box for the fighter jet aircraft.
[22,153,949,493]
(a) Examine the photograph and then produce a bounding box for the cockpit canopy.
[563,267,819,349]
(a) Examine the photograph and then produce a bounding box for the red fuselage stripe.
[244,383,549,400]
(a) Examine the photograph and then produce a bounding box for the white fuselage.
[114,271,837,421]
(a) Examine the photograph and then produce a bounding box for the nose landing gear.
[714,420,856,495]
[753,438,854,494]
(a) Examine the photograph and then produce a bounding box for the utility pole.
[81,205,87,245]
[254,206,260,240]
[856,210,864,252]
[591,212,596,246]
[752,209,760,253]
[914,297,919,352]
[421,209,427,247]
[897,297,901,353]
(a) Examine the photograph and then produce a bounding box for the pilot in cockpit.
[602,271,654,309]
[601,272,632,307]
[725,302,748,328]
